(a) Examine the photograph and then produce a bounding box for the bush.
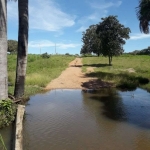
[0,100,16,128]
[81,53,93,57]
[65,53,70,56]
[41,52,50,59]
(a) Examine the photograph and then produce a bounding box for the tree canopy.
[96,15,131,65]
[80,25,101,56]
[8,40,18,54]
[136,0,150,34]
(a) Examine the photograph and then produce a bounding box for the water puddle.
[22,88,150,150]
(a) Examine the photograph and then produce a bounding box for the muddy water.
[23,88,150,150]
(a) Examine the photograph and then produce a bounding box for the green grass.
[8,54,75,97]
[8,54,150,95]
[82,54,150,91]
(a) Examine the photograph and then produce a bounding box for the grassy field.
[8,54,150,97]
[8,54,75,97]
[82,54,150,91]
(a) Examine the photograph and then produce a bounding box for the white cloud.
[89,0,122,20]
[29,40,55,48]
[57,43,80,49]
[76,26,88,32]
[76,11,107,32]
[90,1,122,9]
[130,33,150,40]
[7,0,75,32]
[29,40,80,49]
[30,0,75,31]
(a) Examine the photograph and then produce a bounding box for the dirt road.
[45,58,96,90]
[45,57,113,90]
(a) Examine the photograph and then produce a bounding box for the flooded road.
[23,88,150,150]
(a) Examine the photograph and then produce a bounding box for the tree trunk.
[14,0,28,98]
[108,55,112,66]
[0,0,8,100]
[110,55,112,64]
[108,56,111,66]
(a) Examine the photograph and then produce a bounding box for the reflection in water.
[82,88,150,129]
[83,89,126,121]
[23,88,150,150]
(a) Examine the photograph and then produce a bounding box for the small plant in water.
[0,134,7,150]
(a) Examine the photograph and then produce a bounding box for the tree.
[136,0,150,34]
[8,40,18,54]
[0,0,8,100]
[14,0,28,98]
[96,16,130,65]
[81,25,101,56]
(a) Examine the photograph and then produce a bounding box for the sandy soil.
[45,58,113,90]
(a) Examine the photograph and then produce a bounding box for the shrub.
[41,52,50,59]
[81,53,93,57]
[0,100,16,129]
[65,53,70,56]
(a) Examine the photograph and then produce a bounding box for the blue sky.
[7,0,150,55]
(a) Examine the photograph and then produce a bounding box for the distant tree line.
[128,47,150,55]
[80,15,131,65]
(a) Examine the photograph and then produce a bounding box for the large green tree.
[136,0,150,34]
[81,25,101,56]
[14,0,28,98]
[0,0,8,100]
[96,16,130,65]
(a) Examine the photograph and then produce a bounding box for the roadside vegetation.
[8,54,75,98]
[0,100,16,129]
[82,54,150,91]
